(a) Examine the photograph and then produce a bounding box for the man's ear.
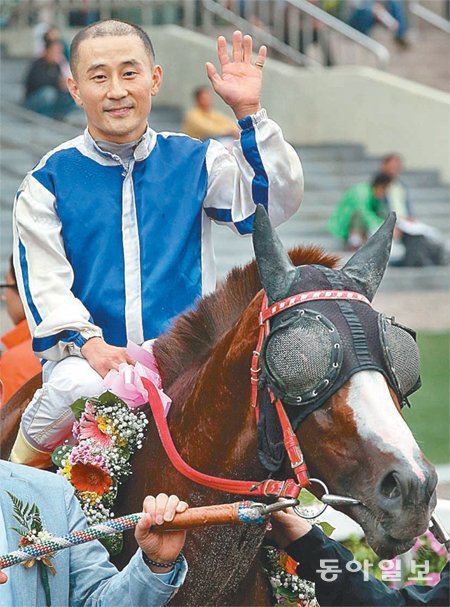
[151,65,163,97]
[67,77,83,106]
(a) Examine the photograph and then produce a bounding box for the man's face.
[68,35,162,143]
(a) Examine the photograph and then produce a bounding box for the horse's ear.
[252,205,297,303]
[342,212,396,301]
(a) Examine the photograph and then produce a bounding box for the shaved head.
[70,20,155,77]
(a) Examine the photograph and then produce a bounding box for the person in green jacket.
[328,173,392,250]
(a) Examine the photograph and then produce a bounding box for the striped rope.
[1,503,265,569]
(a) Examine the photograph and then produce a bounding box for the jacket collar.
[83,126,157,164]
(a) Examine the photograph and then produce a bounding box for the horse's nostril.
[380,472,401,500]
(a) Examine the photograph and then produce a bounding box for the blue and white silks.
[13,109,303,361]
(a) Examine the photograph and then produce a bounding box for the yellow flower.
[98,416,128,447]
[79,491,100,505]
[97,417,111,434]
[62,460,72,480]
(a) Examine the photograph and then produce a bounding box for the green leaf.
[317,521,335,537]
[51,444,73,468]
[298,488,321,507]
[70,398,89,420]
[97,391,126,408]
[276,586,297,600]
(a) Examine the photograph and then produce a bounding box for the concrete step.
[305,172,450,191]
[213,230,450,292]
[293,143,366,161]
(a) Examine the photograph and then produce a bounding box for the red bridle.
[144,289,371,500]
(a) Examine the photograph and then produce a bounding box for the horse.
[0,208,437,606]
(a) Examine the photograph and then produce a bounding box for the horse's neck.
[169,293,264,476]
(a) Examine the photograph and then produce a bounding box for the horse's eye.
[383,321,421,397]
[264,314,339,398]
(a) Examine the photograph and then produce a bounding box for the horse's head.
[252,207,437,558]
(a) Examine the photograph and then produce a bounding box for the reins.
[145,289,371,500]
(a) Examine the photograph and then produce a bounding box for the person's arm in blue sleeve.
[64,479,188,607]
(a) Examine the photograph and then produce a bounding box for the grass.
[403,332,450,465]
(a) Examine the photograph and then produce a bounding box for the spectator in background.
[344,0,410,47]
[327,173,392,250]
[44,25,71,64]
[24,39,75,120]
[378,154,449,267]
[182,85,240,143]
[380,153,412,219]
[0,257,41,406]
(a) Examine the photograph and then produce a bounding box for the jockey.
[11,21,304,468]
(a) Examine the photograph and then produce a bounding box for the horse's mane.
[154,246,339,389]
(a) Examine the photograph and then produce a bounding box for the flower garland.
[51,391,148,553]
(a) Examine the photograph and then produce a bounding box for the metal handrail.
[410,1,450,33]
[2,0,390,68]
[199,0,389,69]
[286,0,390,68]
[201,0,320,67]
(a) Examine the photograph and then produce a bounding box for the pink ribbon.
[104,341,172,415]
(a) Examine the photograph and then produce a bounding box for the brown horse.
[1,209,437,606]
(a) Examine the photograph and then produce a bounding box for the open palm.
[206,31,267,120]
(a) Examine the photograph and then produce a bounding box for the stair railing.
[409,1,450,33]
[196,0,390,69]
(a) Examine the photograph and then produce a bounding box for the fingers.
[206,62,222,90]
[217,31,266,67]
[0,570,7,585]
[243,34,252,63]
[217,35,229,67]
[232,30,242,62]
[142,493,189,526]
[176,500,189,513]
[255,44,267,67]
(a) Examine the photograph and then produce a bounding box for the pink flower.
[69,441,110,472]
[78,402,112,447]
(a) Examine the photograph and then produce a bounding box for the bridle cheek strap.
[251,290,372,486]
[272,392,310,488]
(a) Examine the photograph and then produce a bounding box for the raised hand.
[206,30,267,120]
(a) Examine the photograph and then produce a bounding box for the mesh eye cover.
[261,309,342,405]
[380,316,421,397]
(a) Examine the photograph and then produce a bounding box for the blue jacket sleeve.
[64,482,187,607]
[286,526,449,606]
